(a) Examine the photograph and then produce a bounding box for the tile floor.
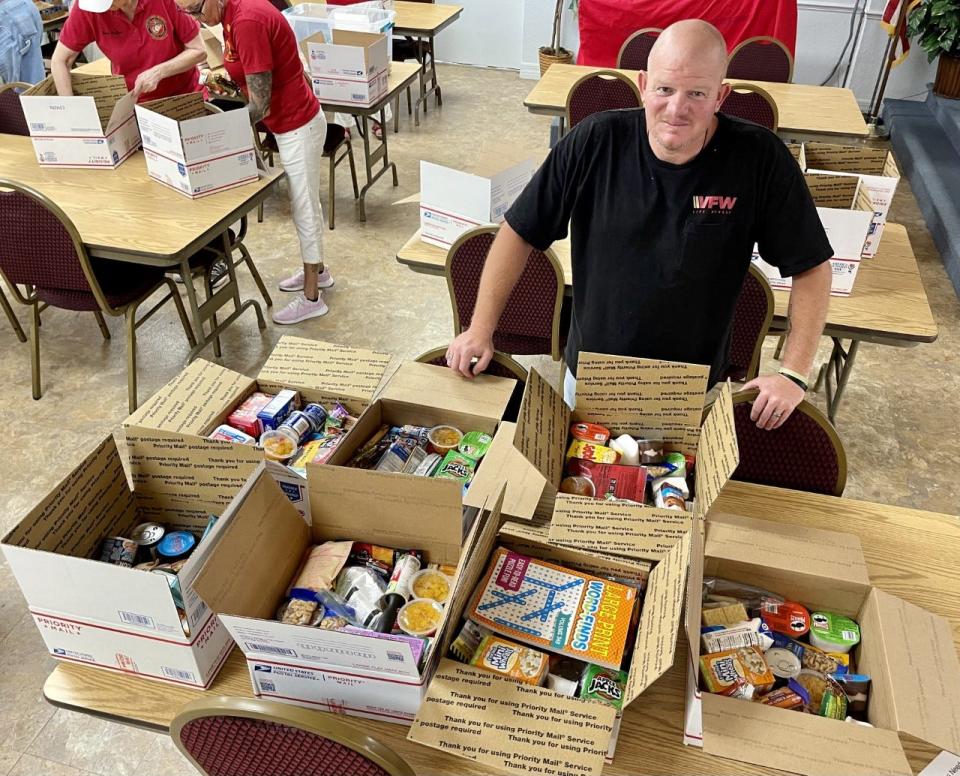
[0,64,957,773]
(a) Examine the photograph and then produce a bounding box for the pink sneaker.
[278,268,335,292]
[272,293,329,324]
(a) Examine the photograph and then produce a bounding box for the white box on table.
[304,30,389,107]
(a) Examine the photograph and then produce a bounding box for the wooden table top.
[43,480,960,774]
[0,135,282,263]
[396,222,937,345]
[393,1,463,36]
[523,64,869,138]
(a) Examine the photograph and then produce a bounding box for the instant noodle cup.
[398,598,443,637]
[411,568,452,604]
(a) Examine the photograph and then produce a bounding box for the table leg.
[356,109,399,222]
[414,35,441,120]
[817,337,860,424]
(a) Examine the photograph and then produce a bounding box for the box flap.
[462,422,547,520]
[201,26,225,68]
[574,353,709,450]
[142,93,206,123]
[125,358,255,436]
[804,172,860,209]
[701,693,913,776]
[549,494,692,561]
[513,367,568,490]
[694,381,739,517]
[256,336,390,416]
[623,528,691,707]
[803,141,889,175]
[193,465,309,619]
[330,28,383,48]
[104,89,136,133]
[72,73,128,128]
[136,98,191,163]
[379,361,515,424]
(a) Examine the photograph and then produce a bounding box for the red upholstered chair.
[729,389,847,496]
[0,179,196,412]
[720,83,779,132]
[565,69,643,130]
[617,27,661,71]
[727,36,794,83]
[718,264,774,383]
[445,225,565,361]
[0,82,32,342]
[171,696,416,776]
[416,345,527,421]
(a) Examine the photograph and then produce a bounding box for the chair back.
[0,82,31,136]
[720,83,779,131]
[723,264,774,383]
[617,27,661,70]
[730,389,847,496]
[172,696,416,776]
[445,225,564,359]
[565,69,642,130]
[727,36,793,83]
[416,345,527,421]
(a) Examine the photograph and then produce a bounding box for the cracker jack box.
[20,73,140,168]
[192,460,471,724]
[465,354,740,564]
[304,29,388,107]
[135,93,257,199]
[123,336,391,520]
[0,435,240,688]
[419,149,538,248]
[408,506,693,776]
[752,172,875,297]
[683,512,960,776]
[803,141,901,258]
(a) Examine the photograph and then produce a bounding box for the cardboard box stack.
[303,29,389,107]
[20,73,140,168]
[135,93,257,198]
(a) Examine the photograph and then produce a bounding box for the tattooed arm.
[246,71,273,125]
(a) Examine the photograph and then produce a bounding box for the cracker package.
[467,547,637,670]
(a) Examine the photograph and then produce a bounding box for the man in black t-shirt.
[446,19,833,430]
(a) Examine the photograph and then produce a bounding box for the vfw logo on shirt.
[692,195,737,214]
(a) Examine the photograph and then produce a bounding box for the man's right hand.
[445,328,494,379]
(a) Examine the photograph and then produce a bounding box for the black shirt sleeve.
[754,139,834,278]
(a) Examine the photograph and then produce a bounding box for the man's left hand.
[133,66,165,97]
[741,373,805,430]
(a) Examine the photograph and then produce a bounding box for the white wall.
[433,0,523,69]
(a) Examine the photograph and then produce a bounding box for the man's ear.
[638,70,647,93]
[715,81,732,112]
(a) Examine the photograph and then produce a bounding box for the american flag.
[881,0,924,67]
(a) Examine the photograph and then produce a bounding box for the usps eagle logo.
[146,15,168,40]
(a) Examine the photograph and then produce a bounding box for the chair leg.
[257,201,264,224]
[30,301,41,400]
[164,277,198,350]
[125,306,139,413]
[393,95,400,133]
[406,85,412,116]
[238,242,272,308]
[347,142,359,200]
[0,286,26,343]
[93,310,111,340]
[328,151,336,230]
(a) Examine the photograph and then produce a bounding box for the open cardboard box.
[192,460,466,723]
[20,73,140,168]
[123,336,391,519]
[304,29,389,107]
[0,435,240,687]
[466,354,741,563]
[683,512,960,776]
[407,496,693,776]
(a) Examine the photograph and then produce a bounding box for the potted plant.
[539,0,574,76]
[906,0,960,99]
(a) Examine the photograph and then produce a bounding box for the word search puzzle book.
[467,547,637,670]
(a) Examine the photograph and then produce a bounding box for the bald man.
[445,20,833,430]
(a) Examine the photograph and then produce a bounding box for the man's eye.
[656,87,671,95]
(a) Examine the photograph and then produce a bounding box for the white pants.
[273,111,327,266]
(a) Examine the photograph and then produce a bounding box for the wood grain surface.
[392,1,463,35]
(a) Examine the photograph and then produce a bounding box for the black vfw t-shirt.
[504,109,833,383]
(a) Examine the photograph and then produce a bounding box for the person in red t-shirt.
[175,0,333,325]
[52,0,205,101]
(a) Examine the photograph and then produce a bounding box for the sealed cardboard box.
[123,336,391,519]
[136,93,257,198]
[200,26,225,68]
[1,435,239,687]
[304,29,388,107]
[20,73,140,168]
[683,512,960,776]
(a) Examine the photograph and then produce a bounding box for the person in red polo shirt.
[51,0,205,101]
[174,0,334,324]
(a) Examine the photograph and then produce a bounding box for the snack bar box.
[465,353,740,563]
[303,29,388,107]
[406,495,693,776]
[191,460,467,724]
[136,93,257,199]
[683,512,960,776]
[122,335,392,520]
[20,73,140,168]
[0,435,239,688]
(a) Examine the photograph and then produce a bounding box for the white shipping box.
[419,153,537,248]
[304,29,387,79]
[329,5,394,66]
[20,73,140,168]
[136,93,257,199]
[311,70,388,107]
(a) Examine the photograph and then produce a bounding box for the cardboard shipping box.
[304,29,389,107]
[200,26,225,68]
[684,512,960,776]
[20,73,140,168]
[136,93,257,198]
[192,461,467,723]
[123,336,392,519]
[465,354,741,561]
[0,435,239,687]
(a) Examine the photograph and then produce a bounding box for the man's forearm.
[468,222,536,335]
[51,44,79,96]
[158,46,206,79]
[245,71,272,125]
[782,261,831,377]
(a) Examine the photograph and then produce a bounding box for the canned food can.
[99,537,138,567]
[131,522,165,562]
[302,403,328,432]
[279,411,314,444]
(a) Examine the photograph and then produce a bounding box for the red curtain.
[577,0,798,66]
